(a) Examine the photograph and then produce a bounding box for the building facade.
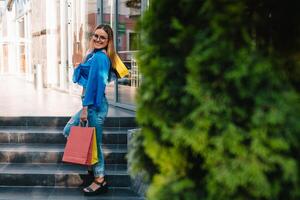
[0,0,147,110]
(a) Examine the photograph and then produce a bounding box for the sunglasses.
[93,33,108,41]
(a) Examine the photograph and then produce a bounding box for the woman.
[63,24,117,196]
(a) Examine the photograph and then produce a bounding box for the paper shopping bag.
[62,126,98,166]
[90,130,98,165]
[112,54,129,78]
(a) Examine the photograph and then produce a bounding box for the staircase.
[0,116,143,200]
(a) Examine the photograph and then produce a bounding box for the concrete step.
[0,126,129,144]
[0,163,131,187]
[0,186,144,200]
[0,116,136,128]
[0,143,127,164]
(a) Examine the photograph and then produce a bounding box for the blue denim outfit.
[63,49,111,178]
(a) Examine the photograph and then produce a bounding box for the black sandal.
[79,170,94,187]
[87,169,94,176]
[83,178,108,196]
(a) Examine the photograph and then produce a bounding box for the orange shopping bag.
[62,125,98,166]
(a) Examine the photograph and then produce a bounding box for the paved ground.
[0,75,135,117]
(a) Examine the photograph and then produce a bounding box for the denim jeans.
[63,96,108,178]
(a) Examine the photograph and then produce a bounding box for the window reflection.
[116,0,141,106]
[103,0,115,103]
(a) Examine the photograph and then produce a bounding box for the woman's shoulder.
[93,50,110,63]
[94,50,108,57]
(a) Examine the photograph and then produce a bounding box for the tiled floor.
[0,75,135,117]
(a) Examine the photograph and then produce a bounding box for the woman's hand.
[80,107,88,122]
[72,52,83,67]
[72,27,84,67]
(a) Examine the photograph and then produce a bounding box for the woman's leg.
[87,97,109,178]
[62,110,81,138]
[83,97,109,195]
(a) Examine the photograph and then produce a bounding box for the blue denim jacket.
[73,50,111,110]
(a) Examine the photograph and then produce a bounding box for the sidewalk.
[0,75,135,117]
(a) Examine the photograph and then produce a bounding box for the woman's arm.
[80,88,88,122]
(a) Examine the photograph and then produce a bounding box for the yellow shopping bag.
[112,54,129,78]
[90,131,98,165]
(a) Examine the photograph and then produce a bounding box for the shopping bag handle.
[80,120,89,127]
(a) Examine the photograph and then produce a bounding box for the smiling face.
[92,28,109,49]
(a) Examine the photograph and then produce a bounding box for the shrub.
[133,0,300,199]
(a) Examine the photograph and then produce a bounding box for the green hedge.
[131,1,300,199]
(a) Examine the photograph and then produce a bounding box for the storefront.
[0,0,147,110]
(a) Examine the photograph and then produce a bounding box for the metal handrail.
[118,50,139,54]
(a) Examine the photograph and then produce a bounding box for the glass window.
[84,0,97,52]
[103,0,115,103]
[103,0,112,25]
[117,0,141,106]
[68,0,98,95]
[70,0,98,66]
[56,0,61,87]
